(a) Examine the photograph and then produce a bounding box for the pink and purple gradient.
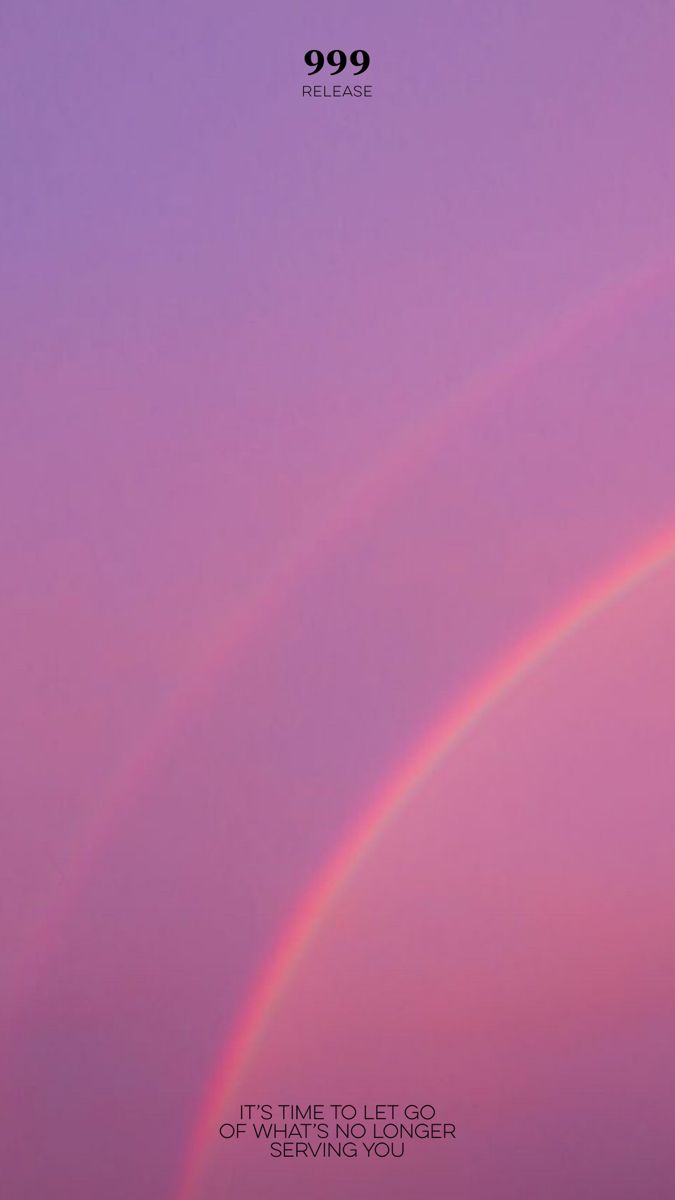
[2,3,675,1198]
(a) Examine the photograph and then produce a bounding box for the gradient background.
[3,2,675,1197]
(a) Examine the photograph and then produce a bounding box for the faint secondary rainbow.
[11,252,674,1030]
[6,254,673,1052]
[174,520,675,1200]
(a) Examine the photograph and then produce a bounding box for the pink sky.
[2,3,675,1198]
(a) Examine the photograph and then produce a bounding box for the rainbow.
[8,254,672,1030]
[173,520,675,1200]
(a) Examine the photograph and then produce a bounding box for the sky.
[2,3,675,1198]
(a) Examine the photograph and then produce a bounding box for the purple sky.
[2,3,675,1198]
